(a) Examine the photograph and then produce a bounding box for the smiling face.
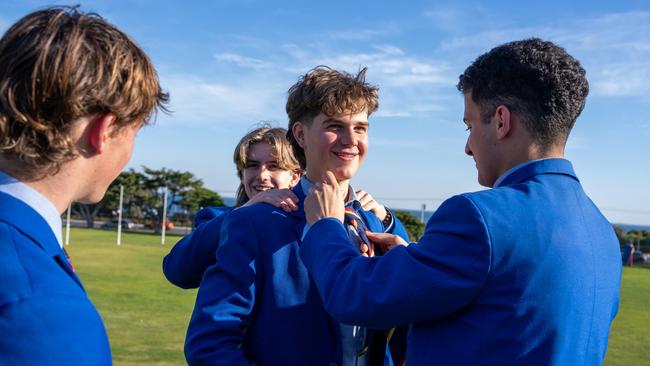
[241,141,299,199]
[292,110,369,185]
[463,92,500,187]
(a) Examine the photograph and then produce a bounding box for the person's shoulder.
[225,202,296,227]
[458,185,523,208]
[194,206,233,226]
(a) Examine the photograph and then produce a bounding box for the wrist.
[382,209,392,227]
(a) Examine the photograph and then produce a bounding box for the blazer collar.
[289,183,306,219]
[0,191,82,287]
[283,185,305,238]
[496,158,579,187]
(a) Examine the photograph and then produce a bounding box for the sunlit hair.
[285,66,378,169]
[233,126,301,206]
[0,6,169,177]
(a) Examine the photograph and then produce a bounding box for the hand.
[243,188,299,212]
[365,231,407,253]
[304,171,346,225]
[355,189,387,221]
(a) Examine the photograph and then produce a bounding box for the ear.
[289,170,301,188]
[493,105,512,140]
[292,121,307,148]
[87,113,117,154]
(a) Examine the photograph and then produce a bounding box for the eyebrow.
[323,118,369,127]
[246,158,277,165]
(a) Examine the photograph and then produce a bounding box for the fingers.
[249,189,299,211]
[365,231,407,252]
[355,189,387,221]
[323,170,338,187]
[304,172,345,224]
[359,243,370,257]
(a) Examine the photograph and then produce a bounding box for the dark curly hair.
[0,6,169,177]
[285,66,378,169]
[457,38,589,147]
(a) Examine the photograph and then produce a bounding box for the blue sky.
[2,0,649,225]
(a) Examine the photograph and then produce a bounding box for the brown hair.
[233,126,301,206]
[285,66,378,169]
[0,6,169,177]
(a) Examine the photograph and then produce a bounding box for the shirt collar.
[0,170,63,247]
[494,158,547,188]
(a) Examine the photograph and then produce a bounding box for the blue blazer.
[184,185,409,366]
[301,159,622,365]
[0,192,111,365]
[163,206,232,289]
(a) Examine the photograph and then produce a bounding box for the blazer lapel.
[0,192,84,289]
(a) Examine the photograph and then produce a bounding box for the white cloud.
[373,45,404,56]
[374,110,412,118]
[591,63,650,97]
[158,73,285,126]
[283,45,454,88]
[214,52,270,69]
[328,28,392,41]
[439,11,650,98]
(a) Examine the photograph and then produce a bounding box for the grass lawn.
[66,228,196,366]
[65,228,648,365]
[605,266,650,366]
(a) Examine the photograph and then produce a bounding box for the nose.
[465,138,473,156]
[257,165,271,180]
[340,127,356,146]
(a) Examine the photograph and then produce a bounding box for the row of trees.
[75,171,647,249]
[73,167,224,229]
[71,166,428,241]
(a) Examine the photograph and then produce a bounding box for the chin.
[332,166,358,182]
[477,174,496,188]
[78,188,109,204]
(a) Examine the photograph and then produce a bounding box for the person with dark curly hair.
[0,7,168,365]
[300,38,621,365]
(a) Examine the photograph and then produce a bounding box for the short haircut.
[457,38,589,147]
[286,66,378,169]
[233,126,301,206]
[0,6,169,177]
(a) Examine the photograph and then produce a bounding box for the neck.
[498,142,565,179]
[0,158,81,214]
[304,171,351,200]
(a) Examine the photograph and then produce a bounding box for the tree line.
[72,167,224,229]
[71,167,430,241]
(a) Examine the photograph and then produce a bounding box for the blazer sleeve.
[184,209,259,366]
[300,195,491,329]
[162,207,230,289]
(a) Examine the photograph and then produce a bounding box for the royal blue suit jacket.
[163,206,232,289]
[301,159,622,365]
[184,185,408,366]
[0,192,111,365]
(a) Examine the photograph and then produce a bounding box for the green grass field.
[65,228,649,365]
